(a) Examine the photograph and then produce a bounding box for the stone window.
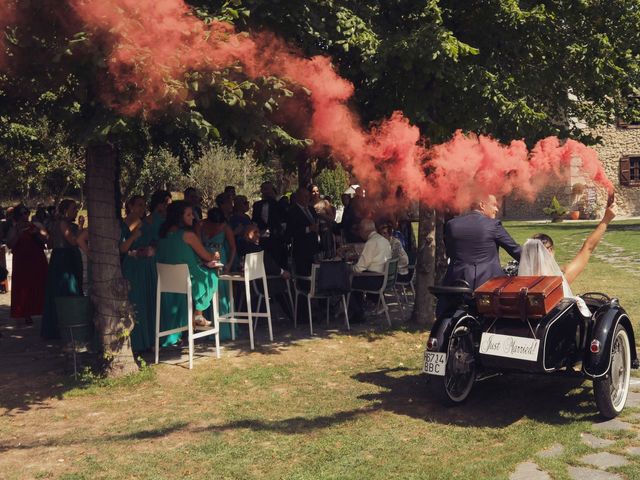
[620,156,640,186]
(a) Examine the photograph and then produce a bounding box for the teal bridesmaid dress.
[120,220,157,352]
[155,229,218,346]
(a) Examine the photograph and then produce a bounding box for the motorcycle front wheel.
[593,324,631,419]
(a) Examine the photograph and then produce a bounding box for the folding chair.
[396,264,416,304]
[349,258,401,326]
[218,251,273,350]
[155,263,220,369]
[292,263,350,335]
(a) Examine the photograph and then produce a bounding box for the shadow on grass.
[0,420,190,452]
[0,304,71,417]
[352,366,598,428]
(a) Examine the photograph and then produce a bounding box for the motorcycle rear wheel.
[430,322,476,405]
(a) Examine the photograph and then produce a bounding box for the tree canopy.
[3,0,640,200]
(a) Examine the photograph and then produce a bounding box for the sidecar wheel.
[593,324,631,419]
[430,324,476,405]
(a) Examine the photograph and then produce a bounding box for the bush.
[315,163,350,206]
[543,196,568,221]
[186,144,269,208]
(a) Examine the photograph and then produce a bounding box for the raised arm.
[563,205,615,284]
[183,231,219,263]
[119,222,142,254]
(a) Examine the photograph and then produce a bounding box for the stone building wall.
[503,124,640,219]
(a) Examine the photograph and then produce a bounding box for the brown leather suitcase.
[474,276,564,319]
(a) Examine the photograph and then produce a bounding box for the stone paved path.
[509,379,640,480]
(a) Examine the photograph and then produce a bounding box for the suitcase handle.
[490,277,546,319]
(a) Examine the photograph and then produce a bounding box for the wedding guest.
[309,185,336,259]
[120,195,157,352]
[238,224,293,319]
[183,187,203,222]
[156,201,220,346]
[349,219,392,322]
[41,199,84,339]
[31,205,48,231]
[201,207,238,340]
[379,222,410,282]
[253,181,287,267]
[6,204,48,325]
[229,195,251,236]
[224,185,237,201]
[215,192,234,222]
[147,190,172,243]
[287,187,320,275]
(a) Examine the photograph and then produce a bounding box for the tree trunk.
[86,144,138,377]
[413,204,437,326]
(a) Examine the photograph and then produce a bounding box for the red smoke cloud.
[425,132,614,212]
[57,1,617,211]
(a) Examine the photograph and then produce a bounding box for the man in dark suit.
[252,181,286,267]
[286,187,320,276]
[438,195,521,316]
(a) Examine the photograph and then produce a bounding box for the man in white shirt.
[350,219,391,322]
[353,219,391,273]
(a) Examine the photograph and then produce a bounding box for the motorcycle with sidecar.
[424,275,639,418]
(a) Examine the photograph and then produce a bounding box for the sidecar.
[423,277,639,419]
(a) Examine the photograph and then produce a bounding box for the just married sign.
[479,332,540,362]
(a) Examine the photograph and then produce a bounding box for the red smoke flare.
[67,0,614,212]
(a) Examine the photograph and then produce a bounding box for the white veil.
[518,239,591,316]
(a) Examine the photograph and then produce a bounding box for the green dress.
[120,220,157,352]
[148,211,165,244]
[156,229,218,346]
[41,221,83,339]
[202,230,238,341]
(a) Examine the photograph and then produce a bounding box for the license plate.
[423,351,446,376]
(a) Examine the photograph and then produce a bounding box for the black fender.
[583,301,639,378]
[426,309,477,354]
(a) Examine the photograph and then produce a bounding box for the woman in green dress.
[156,201,221,346]
[120,195,157,353]
[201,207,238,340]
[147,189,172,244]
[41,199,86,339]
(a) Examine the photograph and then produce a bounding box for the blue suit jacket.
[443,211,521,290]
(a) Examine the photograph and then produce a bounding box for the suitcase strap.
[491,277,516,318]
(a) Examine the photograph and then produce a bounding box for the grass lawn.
[0,220,639,479]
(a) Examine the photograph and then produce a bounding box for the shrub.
[543,195,568,221]
[315,163,350,206]
[185,144,269,208]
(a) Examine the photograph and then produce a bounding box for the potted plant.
[543,196,569,222]
[569,183,585,220]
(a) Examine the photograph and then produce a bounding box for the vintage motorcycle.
[424,276,639,418]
